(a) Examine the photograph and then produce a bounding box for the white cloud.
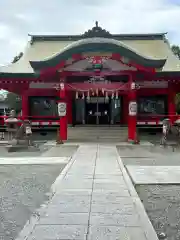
[0,0,180,65]
[0,24,12,40]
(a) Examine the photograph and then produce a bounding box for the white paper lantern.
[87,91,90,100]
[111,92,114,99]
[76,91,78,99]
[116,91,118,99]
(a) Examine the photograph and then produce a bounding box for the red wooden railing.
[0,114,180,128]
[137,114,180,125]
[0,116,60,129]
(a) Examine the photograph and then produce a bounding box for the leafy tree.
[12,52,23,63]
[171,45,180,113]
[175,93,180,114]
[171,45,180,59]
[5,92,22,114]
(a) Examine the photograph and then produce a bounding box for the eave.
[29,32,167,43]
[30,40,166,72]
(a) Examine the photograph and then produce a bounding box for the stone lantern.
[5,110,22,142]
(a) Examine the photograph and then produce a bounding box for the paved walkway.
[0,157,70,164]
[16,144,158,240]
[127,165,180,184]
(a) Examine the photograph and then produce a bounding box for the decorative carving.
[83,21,111,38]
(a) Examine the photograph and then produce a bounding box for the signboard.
[136,81,168,88]
[129,101,137,116]
[58,102,66,116]
[85,76,111,84]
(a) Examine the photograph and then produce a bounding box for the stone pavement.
[43,140,153,147]
[16,144,158,240]
[0,156,70,164]
[127,165,180,184]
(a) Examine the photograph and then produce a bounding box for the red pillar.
[122,95,128,124]
[21,92,28,119]
[168,83,176,124]
[58,82,67,141]
[128,79,138,143]
[67,90,72,124]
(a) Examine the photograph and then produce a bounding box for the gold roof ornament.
[83,21,111,38]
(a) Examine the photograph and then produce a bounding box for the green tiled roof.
[30,38,166,71]
[0,22,180,78]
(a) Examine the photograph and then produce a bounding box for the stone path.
[127,165,180,184]
[0,157,70,164]
[16,144,158,240]
[41,145,78,158]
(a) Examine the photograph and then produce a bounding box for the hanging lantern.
[105,91,108,100]
[76,91,79,99]
[96,89,99,96]
[116,91,118,99]
[87,90,90,100]
[111,92,114,99]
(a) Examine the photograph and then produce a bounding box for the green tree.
[12,52,23,63]
[171,45,180,113]
[175,93,180,114]
[5,92,22,114]
[171,45,180,59]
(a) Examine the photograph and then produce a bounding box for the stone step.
[68,131,128,136]
[67,126,128,142]
[68,126,127,129]
[68,131,127,135]
[68,127,128,131]
[68,135,127,139]
[68,129,127,132]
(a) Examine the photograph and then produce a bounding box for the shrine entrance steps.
[67,125,128,142]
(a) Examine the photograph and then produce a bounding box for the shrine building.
[0,22,180,142]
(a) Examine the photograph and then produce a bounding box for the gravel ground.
[117,145,180,240]
[0,131,56,142]
[136,185,180,240]
[0,164,66,240]
[0,143,52,158]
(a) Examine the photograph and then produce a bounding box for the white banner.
[129,101,137,116]
[58,102,66,116]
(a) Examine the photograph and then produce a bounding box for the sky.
[0,0,180,66]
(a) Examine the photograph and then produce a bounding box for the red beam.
[66,82,129,91]
[62,70,134,77]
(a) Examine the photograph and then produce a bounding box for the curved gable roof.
[30,38,166,71]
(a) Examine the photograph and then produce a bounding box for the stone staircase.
[67,125,128,142]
